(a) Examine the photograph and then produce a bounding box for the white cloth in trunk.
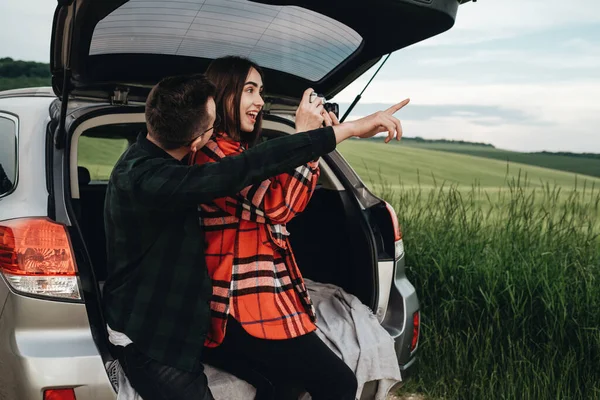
[110,279,401,400]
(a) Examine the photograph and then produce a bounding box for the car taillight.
[384,202,404,260]
[44,388,77,400]
[410,311,420,353]
[0,218,81,300]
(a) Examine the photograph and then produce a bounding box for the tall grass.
[372,173,600,399]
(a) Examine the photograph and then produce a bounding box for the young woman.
[191,56,358,400]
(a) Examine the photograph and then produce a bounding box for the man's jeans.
[118,344,214,400]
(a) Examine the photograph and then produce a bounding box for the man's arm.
[133,127,334,208]
[131,98,410,208]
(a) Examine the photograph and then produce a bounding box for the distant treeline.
[408,136,495,148]
[366,136,600,159]
[0,58,51,91]
[363,136,495,148]
[538,151,600,160]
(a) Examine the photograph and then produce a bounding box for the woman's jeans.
[203,317,358,400]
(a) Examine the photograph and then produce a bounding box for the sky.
[1,0,599,153]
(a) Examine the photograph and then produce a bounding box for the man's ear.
[190,134,205,153]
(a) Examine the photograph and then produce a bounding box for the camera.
[309,92,339,119]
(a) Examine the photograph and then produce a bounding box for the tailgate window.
[89,0,362,81]
[0,113,17,197]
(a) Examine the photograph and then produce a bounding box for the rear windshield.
[89,0,363,82]
[0,114,17,197]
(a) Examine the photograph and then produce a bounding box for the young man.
[103,73,408,400]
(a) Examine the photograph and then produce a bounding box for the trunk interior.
[68,117,379,365]
[76,169,378,306]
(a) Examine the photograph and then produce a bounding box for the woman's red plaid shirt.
[191,132,320,347]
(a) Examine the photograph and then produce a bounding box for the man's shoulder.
[110,143,183,193]
[112,142,163,176]
[116,142,144,164]
[109,143,150,187]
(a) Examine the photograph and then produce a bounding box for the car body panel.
[0,97,53,219]
[0,291,116,400]
[0,95,116,400]
[384,253,420,371]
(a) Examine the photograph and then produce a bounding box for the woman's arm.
[193,140,319,224]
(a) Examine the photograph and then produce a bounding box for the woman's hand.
[322,109,339,127]
[332,98,410,144]
[295,88,325,133]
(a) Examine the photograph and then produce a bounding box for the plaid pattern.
[103,129,335,371]
[191,132,319,347]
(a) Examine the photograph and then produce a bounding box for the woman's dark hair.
[145,73,216,150]
[205,56,264,146]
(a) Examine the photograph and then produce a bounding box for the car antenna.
[340,53,392,123]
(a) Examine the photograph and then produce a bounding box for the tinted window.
[0,115,17,197]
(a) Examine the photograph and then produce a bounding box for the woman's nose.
[256,95,265,107]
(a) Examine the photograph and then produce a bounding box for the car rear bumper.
[0,286,115,400]
[380,253,420,373]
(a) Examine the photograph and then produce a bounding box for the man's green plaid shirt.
[103,128,336,372]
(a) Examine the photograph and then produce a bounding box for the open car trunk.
[58,108,380,369]
[287,187,377,308]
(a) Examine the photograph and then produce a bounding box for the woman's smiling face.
[239,67,264,133]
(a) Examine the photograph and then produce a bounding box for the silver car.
[0,0,470,398]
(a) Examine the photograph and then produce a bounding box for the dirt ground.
[385,383,426,400]
[387,394,426,400]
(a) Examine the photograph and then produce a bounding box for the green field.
[80,135,600,191]
[338,139,600,400]
[384,181,600,400]
[401,140,600,179]
[338,139,600,191]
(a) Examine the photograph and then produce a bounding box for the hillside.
[403,141,600,179]
[78,136,600,195]
[363,137,600,179]
[337,139,600,190]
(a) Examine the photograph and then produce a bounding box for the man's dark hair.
[145,74,216,150]
[205,56,264,147]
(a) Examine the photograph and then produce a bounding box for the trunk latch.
[111,88,129,105]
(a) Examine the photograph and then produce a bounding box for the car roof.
[0,87,56,99]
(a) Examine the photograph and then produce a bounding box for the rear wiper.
[340,53,391,122]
